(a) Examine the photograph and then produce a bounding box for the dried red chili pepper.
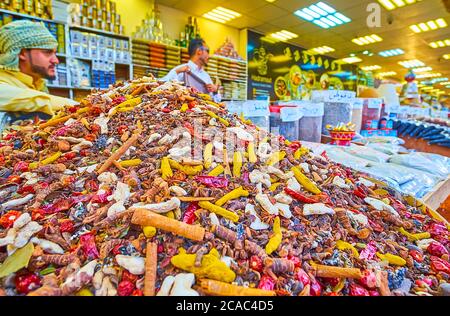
[60,219,75,233]
[85,179,99,192]
[79,232,100,260]
[0,211,22,228]
[15,273,41,295]
[359,270,377,289]
[121,270,138,284]
[349,283,369,296]
[37,139,47,148]
[7,175,22,184]
[194,176,228,188]
[17,185,35,195]
[294,268,310,287]
[430,256,450,274]
[369,290,380,296]
[14,161,29,173]
[426,222,449,238]
[321,277,339,286]
[0,155,4,164]
[68,106,79,113]
[91,190,112,204]
[249,255,263,272]
[353,187,367,199]
[90,124,101,134]
[309,277,322,296]
[409,250,424,263]
[132,289,143,296]
[284,188,318,204]
[117,125,128,134]
[182,202,199,225]
[427,241,449,258]
[63,152,76,160]
[287,255,301,268]
[31,209,46,221]
[112,96,126,105]
[258,275,275,291]
[43,198,74,214]
[161,108,171,113]
[79,149,89,157]
[117,280,135,296]
[368,219,384,233]
[157,243,164,253]
[288,141,302,151]
[188,101,197,109]
[324,292,339,296]
[84,134,97,142]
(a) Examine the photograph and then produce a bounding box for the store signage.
[311,90,356,103]
[352,98,364,109]
[280,106,303,122]
[367,98,383,109]
[242,100,270,117]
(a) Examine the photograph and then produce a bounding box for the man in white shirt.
[161,38,221,102]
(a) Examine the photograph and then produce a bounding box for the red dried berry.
[117,280,135,296]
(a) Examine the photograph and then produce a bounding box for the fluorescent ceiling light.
[444,54,450,60]
[378,0,421,11]
[378,71,397,77]
[398,59,425,68]
[308,46,335,54]
[362,65,381,71]
[269,30,298,41]
[410,18,447,33]
[341,57,362,63]
[352,34,383,46]
[413,67,432,73]
[202,6,241,24]
[429,39,450,48]
[294,2,351,29]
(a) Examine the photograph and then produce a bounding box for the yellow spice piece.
[119,159,142,168]
[336,240,359,258]
[76,288,94,296]
[291,166,321,194]
[31,151,62,169]
[269,183,282,192]
[180,103,189,112]
[376,252,406,266]
[398,227,430,242]
[143,226,157,238]
[382,198,390,205]
[166,211,175,219]
[247,142,257,163]
[208,165,224,176]
[294,147,309,160]
[161,157,173,180]
[232,152,243,178]
[169,159,203,176]
[198,201,240,223]
[198,93,212,100]
[171,248,235,283]
[266,151,286,166]
[214,186,249,207]
[265,217,282,255]
[204,143,213,169]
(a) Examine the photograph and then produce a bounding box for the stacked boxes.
[47,63,68,87]
[78,0,123,34]
[1,0,53,19]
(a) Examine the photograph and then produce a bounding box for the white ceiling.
[155,0,450,93]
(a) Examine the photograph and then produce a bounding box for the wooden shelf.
[0,8,64,24]
[69,24,128,39]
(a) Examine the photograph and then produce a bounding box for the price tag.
[367,98,383,109]
[386,104,400,114]
[225,101,243,115]
[280,107,303,122]
[243,100,270,117]
[298,102,324,117]
[323,90,356,103]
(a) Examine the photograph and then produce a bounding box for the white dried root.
[346,211,368,227]
[209,213,220,226]
[249,169,271,188]
[115,255,145,275]
[263,166,294,180]
[93,268,118,296]
[0,194,34,211]
[275,202,292,219]
[168,146,191,161]
[93,114,110,134]
[257,142,272,159]
[131,197,181,214]
[227,127,254,142]
[72,140,93,152]
[1,214,43,252]
[98,172,118,185]
[107,182,131,218]
[303,203,335,216]
[61,260,98,295]
[169,186,188,196]
[30,237,64,254]
[13,212,31,229]
[255,194,279,215]
[14,221,44,248]
[22,172,39,185]
[332,176,351,189]
[274,193,293,205]
[357,177,376,188]
[299,163,310,173]
[364,197,399,217]
[245,204,269,230]
[158,134,176,145]
[147,133,162,144]
[287,178,301,192]
[416,239,435,250]
[157,273,199,296]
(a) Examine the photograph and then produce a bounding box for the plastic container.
[242,100,270,131]
[297,101,324,143]
[362,98,382,130]
[269,105,300,141]
[351,98,363,133]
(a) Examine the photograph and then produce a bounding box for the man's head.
[0,20,58,80]
[188,38,209,67]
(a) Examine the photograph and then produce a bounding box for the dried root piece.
[199,279,276,296]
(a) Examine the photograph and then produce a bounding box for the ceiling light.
[429,39,450,48]
[398,59,425,68]
[413,67,432,73]
[308,46,335,54]
[444,54,450,60]
[378,48,405,57]
[415,72,442,79]
[341,57,362,63]
[378,0,421,10]
[294,2,351,29]
[431,77,448,83]
[203,7,241,24]
[269,30,298,41]
[352,34,383,46]
[410,18,447,33]
[439,81,450,85]
[362,65,381,71]
[378,71,397,77]
[266,0,277,2]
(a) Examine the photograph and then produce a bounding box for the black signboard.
[247,30,366,101]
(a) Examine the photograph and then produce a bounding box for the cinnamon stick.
[97,132,140,174]
[312,264,362,279]
[144,242,158,296]
[131,208,205,241]
[178,196,216,202]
